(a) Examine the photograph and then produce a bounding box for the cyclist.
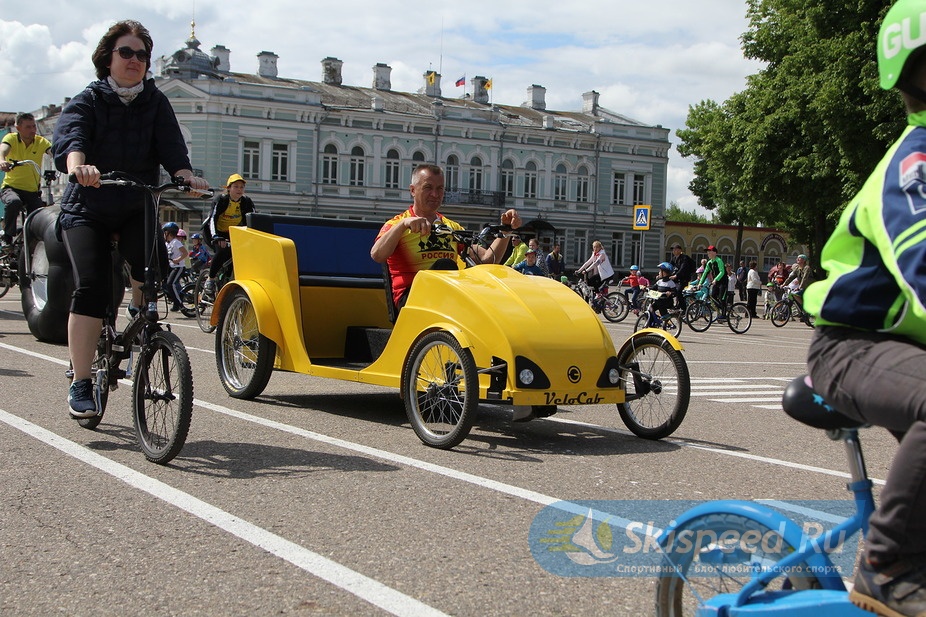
[202,173,255,296]
[52,20,209,417]
[188,232,210,274]
[619,265,642,312]
[697,245,727,319]
[669,243,695,311]
[371,164,521,310]
[782,254,815,307]
[162,222,187,312]
[650,262,678,321]
[0,112,52,245]
[805,2,926,614]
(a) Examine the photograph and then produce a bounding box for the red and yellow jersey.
[377,206,466,304]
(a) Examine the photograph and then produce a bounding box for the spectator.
[503,235,527,267]
[528,238,550,276]
[513,249,545,276]
[546,243,565,278]
[746,260,762,318]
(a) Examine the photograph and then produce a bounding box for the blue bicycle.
[654,375,873,616]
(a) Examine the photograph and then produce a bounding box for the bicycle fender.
[214,280,284,347]
[621,328,683,352]
[658,500,844,590]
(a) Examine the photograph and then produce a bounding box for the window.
[322,144,338,184]
[524,161,537,199]
[553,164,567,201]
[501,159,514,197]
[243,140,260,179]
[612,173,625,205]
[633,174,646,204]
[446,155,460,190]
[349,145,365,186]
[410,151,426,184]
[385,149,400,189]
[271,143,289,181]
[469,156,483,191]
[576,165,590,203]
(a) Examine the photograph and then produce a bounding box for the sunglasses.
[113,46,150,62]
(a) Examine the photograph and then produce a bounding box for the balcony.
[444,189,506,209]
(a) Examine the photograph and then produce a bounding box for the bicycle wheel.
[602,292,630,323]
[217,288,277,399]
[726,303,752,334]
[633,311,649,332]
[655,512,821,616]
[770,301,791,327]
[179,281,198,318]
[617,333,690,439]
[78,339,110,430]
[194,270,216,333]
[132,330,193,464]
[662,312,683,340]
[402,331,478,449]
[684,300,712,332]
[0,256,12,299]
[802,310,816,329]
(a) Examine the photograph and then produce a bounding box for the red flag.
[455,75,465,87]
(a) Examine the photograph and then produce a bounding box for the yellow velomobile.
[210,214,689,449]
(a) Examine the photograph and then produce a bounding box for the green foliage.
[665,202,712,223]
[677,0,905,260]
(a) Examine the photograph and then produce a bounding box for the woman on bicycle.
[575,240,614,294]
[697,245,728,318]
[202,173,255,296]
[52,20,209,417]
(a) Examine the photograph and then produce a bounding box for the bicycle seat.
[781,375,863,430]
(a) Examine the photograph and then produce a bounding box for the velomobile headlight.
[519,369,535,385]
[609,368,620,385]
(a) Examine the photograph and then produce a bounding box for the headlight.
[609,368,620,385]
[519,369,535,385]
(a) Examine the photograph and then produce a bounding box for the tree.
[665,202,712,224]
[677,0,904,264]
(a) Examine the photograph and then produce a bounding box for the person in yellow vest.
[0,112,52,245]
[203,173,255,295]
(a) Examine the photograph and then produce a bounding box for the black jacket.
[204,193,256,246]
[53,78,192,227]
[671,252,696,285]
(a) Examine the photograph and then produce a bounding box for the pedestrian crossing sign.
[633,205,651,230]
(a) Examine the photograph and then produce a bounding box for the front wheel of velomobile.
[132,330,193,464]
[655,512,822,617]
[617,333,690,439]
[402,331,478,449]
[727,303,752,334]
[217,287,276,399]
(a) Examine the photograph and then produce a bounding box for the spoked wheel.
[602,292,630,323]
[684,300,712,332]
[132,330,193,464]
[0,256,13,299]
[770,301,791,327]
[402,331,478,449]
[726,303,752,334]
[802,310,816,329]
[78,344,110,430]
[179,281,198,318]
[662,311,683,340]
[194,270,216,333]
[655,513,821,616]
[617,333,690,439]
[216,288,276,399]
[633,311,649,332]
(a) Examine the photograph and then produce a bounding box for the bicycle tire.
[194,270,216,333]
[216,288,276,399]
[633,311,649,332]
[77,340,110,430]
[662,312,683,340]
[132,330,193,464]
[0,266,11,298]
[179,281,198,318]
[770,300,791,327]
[616,333,690,439]
[602,292,630,323]
[655,512,821,616]
[726,303,752,334]
[684,300,712,332]
[402,331,478,449]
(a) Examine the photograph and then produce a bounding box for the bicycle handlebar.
[431,222,515,250]
[67,171,214,198]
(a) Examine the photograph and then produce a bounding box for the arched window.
[501,159,515,197]
[349,145,365,186]
[445,154,460,190]
[469,155,483,191]
[385,149,400,189]
[322,143,338,184]
[524,161,537,199]
[576,165,590,203]
[554,163,567,201]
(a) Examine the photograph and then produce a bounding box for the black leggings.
[62,215,167,318]
[210,244,232,278]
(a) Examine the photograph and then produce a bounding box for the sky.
[0,0,764,214]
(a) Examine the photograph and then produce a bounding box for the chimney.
[372,95,385,111]
[322,57,343,85]
[543,115,554,130]
[472,76,489,104]
[423,71,441,97]
[257,51,278,78]
[372,63,392,91]
[212,45,230,72]
[582,90,600,115]
[527,84,546,110]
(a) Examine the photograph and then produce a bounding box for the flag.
[485,79,492,90]
[455,75,465,87]
[427,72,435,86]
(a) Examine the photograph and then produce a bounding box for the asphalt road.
[0,288,896,616]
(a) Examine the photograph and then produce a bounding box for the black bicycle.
[0,160,56,298]
[69,171,212,464]
[193,244,234,333]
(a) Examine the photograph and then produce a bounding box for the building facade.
[25,30,672,270]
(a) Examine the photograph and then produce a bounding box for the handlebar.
[431,223,515,250]
[67,171,214,198]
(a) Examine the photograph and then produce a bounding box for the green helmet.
[878,0,926,90]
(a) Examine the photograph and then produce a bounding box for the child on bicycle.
[762,282,776,320]
[619,265,642,312]
[805,3,926,614]
[162,222,187,312]
[650,262,678,321]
